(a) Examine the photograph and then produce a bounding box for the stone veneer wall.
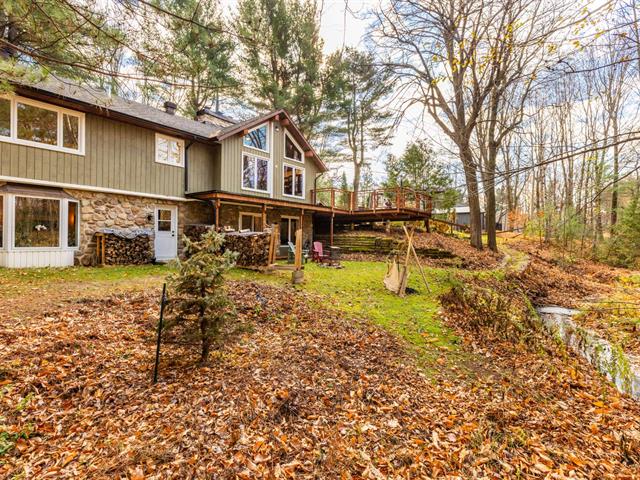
[217,203,313,245]
[65,189,213,265]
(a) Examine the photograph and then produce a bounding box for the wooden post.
[292,228,304,284]
[261,204,267,231]
[330,214,334,247]
[349,191,354,212]
[330,189,335,209]
[214,199,220,230]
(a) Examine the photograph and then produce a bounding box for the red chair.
[312,241,331,263]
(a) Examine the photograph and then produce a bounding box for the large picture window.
[0,95,84,154]
[283,164,304,198]
[284,133,303,162]
[14,196,60,248]
[242,153,269,192]
[243,123,269,152]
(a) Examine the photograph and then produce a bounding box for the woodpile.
[95,230,153,265]
[184,224,211,243]
[184,224,272,268]
[224,231,271,268]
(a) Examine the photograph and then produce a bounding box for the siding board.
[0,113,216,197]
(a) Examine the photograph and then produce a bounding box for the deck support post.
[261,204,267,231]
[330,213,334,247]
[214,199,220,230]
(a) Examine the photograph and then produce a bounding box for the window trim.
[0,94,85,155]
[282,162,305,199]
[242,122,270,153]
[283,131,304,163]
[155,133,185,167]
[239,212,262,231]
[7,194,80,251]
[241,152,271,194]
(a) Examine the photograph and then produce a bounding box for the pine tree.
[325,48,393,198]
[165,230,238,365]
[235,0,325,139]
[137,0,237,117]
[384,141,459,210]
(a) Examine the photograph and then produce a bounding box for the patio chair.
[287,241,309,264]
[312,241,331,264]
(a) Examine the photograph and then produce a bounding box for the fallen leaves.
[1,279,639,478]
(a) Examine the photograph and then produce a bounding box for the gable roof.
[8,76,327,171]
[216,109,327,171]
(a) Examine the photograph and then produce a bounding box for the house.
[0,77,431,268]
[432,205,487,230]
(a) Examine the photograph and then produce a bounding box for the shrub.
[164,230,238,365]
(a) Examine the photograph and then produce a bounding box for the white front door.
[154,206,177,261]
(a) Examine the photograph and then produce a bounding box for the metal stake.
[153,283,167,384]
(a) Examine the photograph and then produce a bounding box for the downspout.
[184,141,194,193]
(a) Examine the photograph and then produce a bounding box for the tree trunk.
[460,144,483,250]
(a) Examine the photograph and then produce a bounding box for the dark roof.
[14,76,223,138]
[9,76,327,171]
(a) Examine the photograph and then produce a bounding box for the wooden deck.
[311,187,432,223]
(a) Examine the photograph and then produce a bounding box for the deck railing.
[311,187,432,214]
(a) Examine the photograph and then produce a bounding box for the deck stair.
[315,234,456,259]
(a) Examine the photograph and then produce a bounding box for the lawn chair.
[312,241,331,264]
[287,241,309,264]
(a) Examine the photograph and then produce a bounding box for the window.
[0,99,10,137]
[155,134,184,167]
[17,102,58,145]
[67,201,79,248]
[157,209,173,231]
[284,133,303,162]
[0,95,84,154]
[14,196,60,248]
[242,153,269,192]
[283,164,304,198]
[280,217,298,245]
[243,123,269,152]
[239,213,262,231]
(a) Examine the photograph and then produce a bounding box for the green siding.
[0,113,217,198]
[218,120,320,203]
[187,142,219,193]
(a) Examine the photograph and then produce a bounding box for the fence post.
[153,283,167,384]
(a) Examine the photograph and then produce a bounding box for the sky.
[218,0,450,184]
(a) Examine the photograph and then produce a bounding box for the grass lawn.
[230,261,461,366]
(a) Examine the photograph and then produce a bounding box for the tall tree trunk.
[611,115,620,226]
[460,144,483,250]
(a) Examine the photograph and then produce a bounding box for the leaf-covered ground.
[2,275,640,479]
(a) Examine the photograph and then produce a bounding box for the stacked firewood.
[184,224,212,243]
[223,231,271,268]
[183,224,271,268]
[97,231,152,265]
